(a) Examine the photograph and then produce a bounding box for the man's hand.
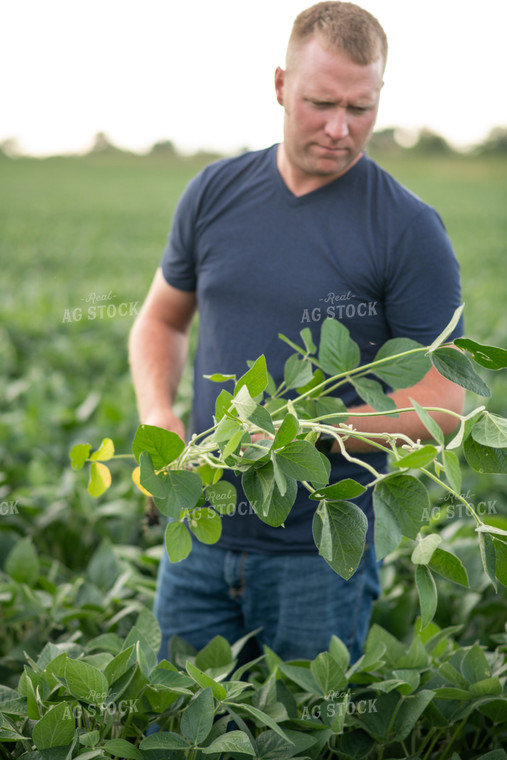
[142,409,186,443]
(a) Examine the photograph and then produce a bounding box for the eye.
[348,105,369,114]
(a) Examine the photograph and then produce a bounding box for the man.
[129,1,465,664]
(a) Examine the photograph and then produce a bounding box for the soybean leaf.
[103,739,144,760]
[392,690,435,742]
[318,317,360,375]
[312,501,368,579]
[310,652,347,695]
[274,440,330,483]
[309,478,367,501]
[65,658,109,701]
[272,456,287,495]
[181,687,214,744]
[141,732,192,751]
[89,437,115,461]
[203,372,236,383]
[373,495,402,560]
[429,548,469,587]
[431,347,491,397]
[493,539,507,587]
[70,443,91,470]
[188,508,222,544]
[232,385,257,419]
[373,475,429,545]
[272,413,299,450]
[87,461,111,497]
[351,377,397,413]
[392,445,438,470]
[132,424,185,468]
[454,337,507,370]
[463,437,507,474]
[206,482,237,515]
[471,412,507,448]
[249,404,276,434]
[5,537,39,584]
[479,531,497,591]
[165,521,192,563]
[139,451,169,498]
[409,397,445,446]
[426,304,464,352]
[202,730,256,756]
[296,368,326,396]
[234,355,268,398]
[223,427,247,459]
[186,661,227,701]
[32,702,75,750]
[243,466,297,526]
[226,701,293,743]
[411,534,442,565]
[284,354,314,389]
[154,468,203,519]
[314,396,348,422]
[372,338,430,389]
[443,450,462,494]
[415,565,437,629]
[215,389,234,421]
[447,407,485,450]
[300,326,317,354]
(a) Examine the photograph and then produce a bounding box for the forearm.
[128,315,189,424]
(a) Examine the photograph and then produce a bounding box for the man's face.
[275,35,384,191]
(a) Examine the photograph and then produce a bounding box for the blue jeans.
[153,539,381,665]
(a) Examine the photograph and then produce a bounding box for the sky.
[3,0,506,157]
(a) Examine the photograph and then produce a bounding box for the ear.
[274,66,285,106]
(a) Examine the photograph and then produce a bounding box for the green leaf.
[312,501,368,579]
[471,412,507,448]
[203,372,237,383]
[443,450,462,493]
[428,548,469,586]
[226,701,293,744]
[415,565,437,628]
[310,652,347,695]
[232,385,257,419]
[222,427,247,459]
[5,537,40,584]
[132,424,185,468]
[447,407,484,450]
[141,732,192,751]
[274,440,329,483]
[454,337,507,370]
[373,493,402,559]
[479,531,497,590]
[427,305,464,352]
[165,521,192,563]
[155,468,203,518]
[215,389,234,421]
[310,478,367,501]
[243,465,297,526]
[139,451,169,498]
[32,702,75,750]
[284,354,314,389]
[65,657,109,701]
[102,738,144,759]
[234,355,268,398]
[411,534,441,564]
[249,404,276,434]
[300,327,317,354]
[463,436,507,474]
[70,443,91,470]
[87,461,111,497]
[296,367,326,395]
[351,376,397,412]
[206,482,237,515]
[372,338,430,389]
[181,687,214,744]
[392,445,438,470]
[461,644,491,683]
[186,661,227,701]
[202,730,256,755]
[392,690,434,742]
[373,475,429,556]
[318,317,360,375]
[409,397,445,446]
[314,396,347,422]
[188,508,222,544]
[493,539,507,587]
[89,437,115,461]
[431,347,491,396]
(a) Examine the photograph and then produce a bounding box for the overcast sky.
[3,0,506,156]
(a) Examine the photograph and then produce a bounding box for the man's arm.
[338,366,466,453]
[128,268,196,441]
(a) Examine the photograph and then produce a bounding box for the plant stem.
[420,467,482,525]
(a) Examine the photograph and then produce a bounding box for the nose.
[325,107,349,140]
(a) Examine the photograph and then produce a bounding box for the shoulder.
[192,146,275,195]
[361,154,434,214]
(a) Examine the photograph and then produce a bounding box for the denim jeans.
[153,539,381,665]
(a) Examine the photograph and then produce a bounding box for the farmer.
[129,1,465,664]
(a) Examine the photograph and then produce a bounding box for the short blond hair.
[287,1,387,68]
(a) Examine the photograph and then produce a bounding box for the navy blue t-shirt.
[161,145,463,553]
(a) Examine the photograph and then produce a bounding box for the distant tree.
[411,128,453,154]
[89,131,121,154]
[477,126,507,154]
[367,128,404,158]
[150,139,178,156]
